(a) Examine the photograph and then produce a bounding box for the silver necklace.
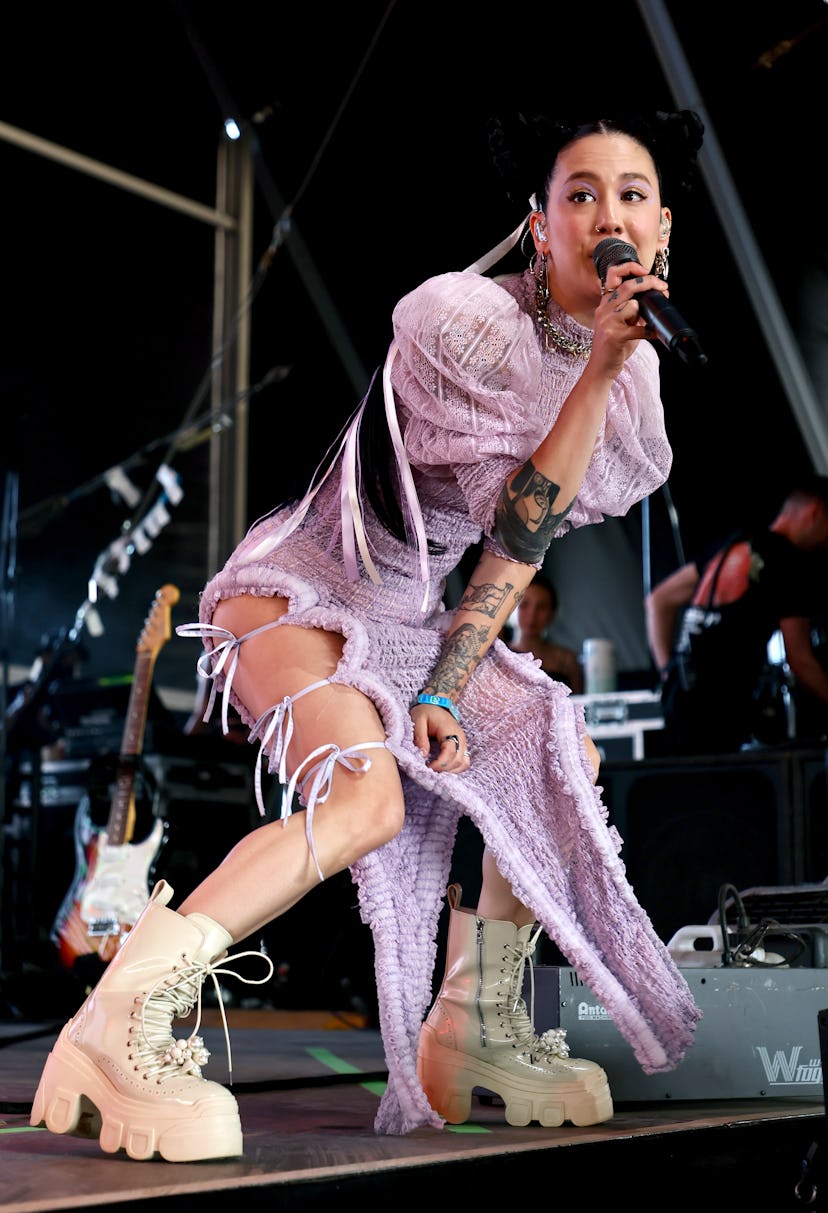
[535,307,593,361]
[534,255,592,361]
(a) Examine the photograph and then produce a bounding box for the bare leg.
[177,594,405,942]
[28,591,409,1163]
[476,732,602,926]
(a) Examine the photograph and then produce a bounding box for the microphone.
[593,237,707,367]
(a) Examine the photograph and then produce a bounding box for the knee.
[331,785,404,871]
[360,787,406,852]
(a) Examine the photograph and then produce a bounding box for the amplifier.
[529,965,827,1103]
[144,754,254,805]
[14,758,92,808]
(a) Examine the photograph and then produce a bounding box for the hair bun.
[488,108,705,209]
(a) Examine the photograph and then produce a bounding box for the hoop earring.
[520,224,535,262]
[653,247,670,280]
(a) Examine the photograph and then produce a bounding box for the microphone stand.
[0,368,284,1010]
[17,366,290,541]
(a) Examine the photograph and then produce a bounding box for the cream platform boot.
[30,880,266,1162]
[417,884,613,1127]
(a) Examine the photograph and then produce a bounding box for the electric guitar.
[51,584,180,969]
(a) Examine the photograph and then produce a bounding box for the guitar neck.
[107,651,157,847]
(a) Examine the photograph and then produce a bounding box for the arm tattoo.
[493,459,573,564]
[458,578,514,618]
[422,624,491,697]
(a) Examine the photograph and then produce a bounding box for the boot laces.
[503,927,569,1059]
[134,948,274,1082]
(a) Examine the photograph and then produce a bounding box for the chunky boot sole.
[30,1025,243,1162]
[417,1025,613,1128]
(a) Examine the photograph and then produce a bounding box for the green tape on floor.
[303,1046,491,1131]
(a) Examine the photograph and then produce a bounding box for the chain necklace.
[534,255,592,361]
[535,307,593,361]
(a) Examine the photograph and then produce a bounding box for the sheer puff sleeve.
[391,271,545,535]
[391,270,672,539]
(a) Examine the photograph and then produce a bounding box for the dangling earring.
[535,250,550,311]
[520,224,535,262]
[533,252,592,360]
[653,246,670,280]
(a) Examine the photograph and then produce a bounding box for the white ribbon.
[175,621,277,737]
[237,411,362,567]
[462,204,535,275]
[246,678,332,818]
[340,386,381,585]
[278,740,387,881]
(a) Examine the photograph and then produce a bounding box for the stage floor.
[2,1011,825,1213]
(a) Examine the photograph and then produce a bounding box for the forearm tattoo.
[493,460,573,564]
[423,624,492,697]
[458,578,514,618]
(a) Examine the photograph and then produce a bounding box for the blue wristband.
[412,693,461,723]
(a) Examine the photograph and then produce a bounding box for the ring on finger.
[443,734,460,752]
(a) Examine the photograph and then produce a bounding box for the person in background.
[508,571,584,692]
[30,109,704,1161]
[645,474,828,756]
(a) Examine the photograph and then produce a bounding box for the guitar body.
[52,801,166,968]
[50,584,180,972]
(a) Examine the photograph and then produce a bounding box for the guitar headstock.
[137,584,181,657]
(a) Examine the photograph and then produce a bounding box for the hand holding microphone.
[593,237,707,368]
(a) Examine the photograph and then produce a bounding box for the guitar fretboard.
[107,651,156,847]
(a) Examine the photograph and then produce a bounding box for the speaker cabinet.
[799,752,828,881]
[599,750,809,945]
[446,750,828,953]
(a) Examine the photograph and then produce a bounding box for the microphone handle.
[638,290,708,367]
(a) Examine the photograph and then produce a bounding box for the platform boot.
[417,884,613,1127]
[30,879,264,1162]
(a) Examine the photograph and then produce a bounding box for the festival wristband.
[411,693,461,723]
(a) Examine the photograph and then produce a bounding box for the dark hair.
[488,109,705,211]
[358,367,445,555]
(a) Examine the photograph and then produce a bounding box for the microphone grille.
[592,237,640,281]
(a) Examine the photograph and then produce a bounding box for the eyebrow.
[562,170,655,187]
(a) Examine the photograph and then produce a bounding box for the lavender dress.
[184,268,701,1135]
